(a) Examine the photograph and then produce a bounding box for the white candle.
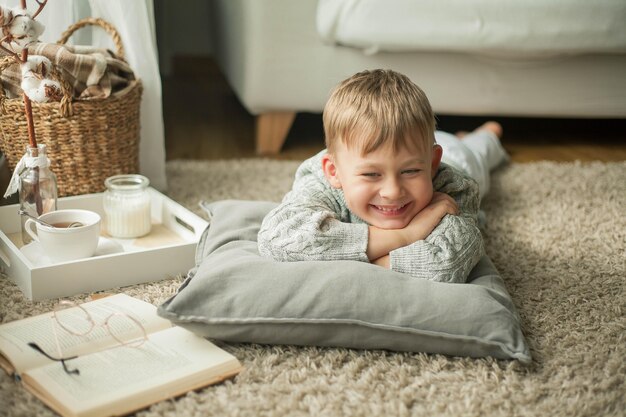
[103,175,152,238]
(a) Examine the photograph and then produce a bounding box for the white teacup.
[25,209,101,262]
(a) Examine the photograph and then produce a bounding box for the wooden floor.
[163,57,626,163]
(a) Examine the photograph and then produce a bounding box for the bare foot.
[456,121,503,139]
[478,121,503,139]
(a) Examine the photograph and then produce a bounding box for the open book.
[0,294,243,417]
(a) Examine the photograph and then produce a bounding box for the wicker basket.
[0,18,142,197]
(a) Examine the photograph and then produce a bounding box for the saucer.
[20,237,125,266]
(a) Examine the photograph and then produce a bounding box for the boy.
[258,69,507,283]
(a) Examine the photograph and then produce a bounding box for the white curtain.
[5,0,168,191]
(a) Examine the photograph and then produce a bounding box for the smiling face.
[322,138,443,229]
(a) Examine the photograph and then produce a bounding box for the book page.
[0,294,171,375]
[23,327,242,417]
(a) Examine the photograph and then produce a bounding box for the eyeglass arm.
[27,342,80,375]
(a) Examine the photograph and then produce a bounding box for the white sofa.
[211,0,626,154]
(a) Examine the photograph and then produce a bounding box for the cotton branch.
[30,0,46,19]
[0,0,49,212]
[13,0,48,147]
[0,1,51,149]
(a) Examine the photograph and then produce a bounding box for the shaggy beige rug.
[1,159,624,417]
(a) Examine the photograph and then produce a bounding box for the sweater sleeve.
[389,165,484,283]
[258,155,370,262]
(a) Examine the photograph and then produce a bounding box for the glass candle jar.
[103,174,152,238]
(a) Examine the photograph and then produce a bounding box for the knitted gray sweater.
[258,150,484,283]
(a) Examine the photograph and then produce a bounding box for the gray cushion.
[157,200,531,363]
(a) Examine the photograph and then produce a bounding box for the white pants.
[435,130,509,201]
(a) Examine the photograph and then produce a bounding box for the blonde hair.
[323,69,436,155]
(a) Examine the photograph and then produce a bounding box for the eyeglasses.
[28,300,148,375]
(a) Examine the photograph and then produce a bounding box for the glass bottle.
[103,174,152,238]
[19,144,58,244]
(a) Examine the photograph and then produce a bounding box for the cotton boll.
[20,56,62,102]
[21,55,53,78]
[21,74,40,96]
[8,8,45,51]
[21,75,45,101]
[21,77,62,103]
[23,83,48,102]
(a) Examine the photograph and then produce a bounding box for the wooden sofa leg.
[255,112,296,154]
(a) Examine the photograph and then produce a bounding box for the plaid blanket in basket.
[1,42,135,100]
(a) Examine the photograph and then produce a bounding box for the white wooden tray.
[0,188,208,300]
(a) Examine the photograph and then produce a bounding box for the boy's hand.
[400,192,459,246]
[372,254,390,269]
[366,193,458,261]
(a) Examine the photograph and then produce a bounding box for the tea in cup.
[24,209,101,262]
